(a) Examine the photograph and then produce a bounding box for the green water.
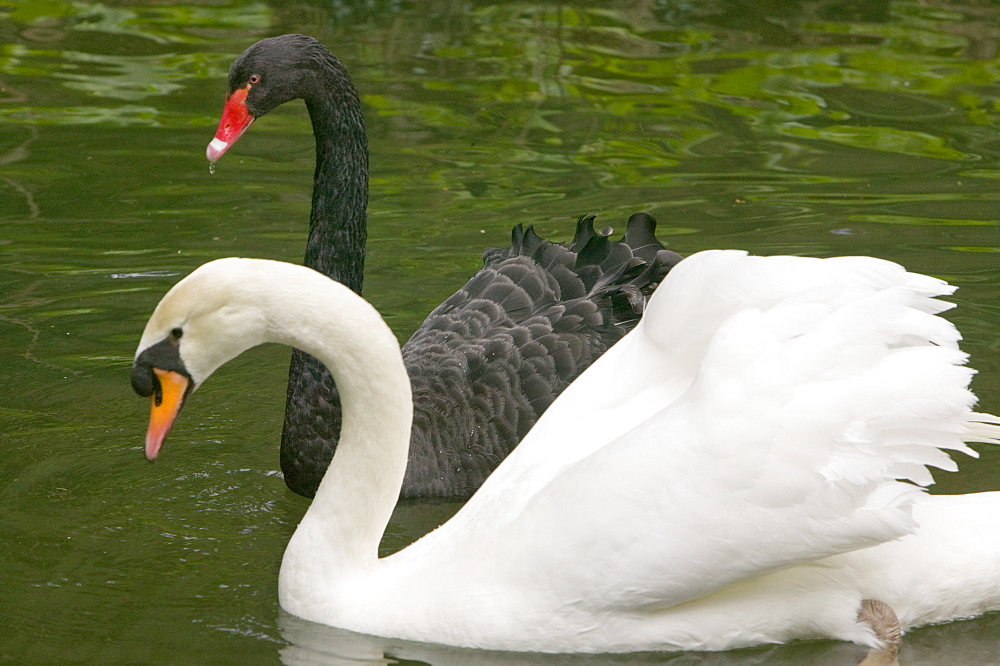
[2,1,999,663]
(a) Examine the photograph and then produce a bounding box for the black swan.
[206,34,682,499]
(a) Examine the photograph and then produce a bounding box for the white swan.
[131,250,1000,654]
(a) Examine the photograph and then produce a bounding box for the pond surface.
[2,1,1000,663]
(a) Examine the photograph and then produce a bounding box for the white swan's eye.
[248,74,261,85]
[171,327,183,340]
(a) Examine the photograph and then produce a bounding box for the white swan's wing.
[414,250,994,611]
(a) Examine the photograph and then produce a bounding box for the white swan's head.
[131,257,309,461]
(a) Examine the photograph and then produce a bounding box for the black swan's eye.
[248,74,261,85]
[171,327,183,340]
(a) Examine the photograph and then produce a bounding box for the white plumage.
[134,250,1000,653]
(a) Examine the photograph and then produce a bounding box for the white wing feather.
[406,250,990,615]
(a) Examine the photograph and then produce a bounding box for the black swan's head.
[207,34,358,162]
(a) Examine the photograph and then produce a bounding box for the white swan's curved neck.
[265,270,411,584]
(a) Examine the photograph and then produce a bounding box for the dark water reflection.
[2,1,999,663]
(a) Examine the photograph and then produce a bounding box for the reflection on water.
[2,0,1000,663]
[277,610,1000,666]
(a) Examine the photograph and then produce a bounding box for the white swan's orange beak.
[206,85,254,163]
[145,369,190,461]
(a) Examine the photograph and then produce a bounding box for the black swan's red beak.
[206,86,254,163]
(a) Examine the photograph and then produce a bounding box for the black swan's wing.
[399,213,681,497]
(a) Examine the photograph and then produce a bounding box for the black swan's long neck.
[303,71,368,293]
[281,59,368,492]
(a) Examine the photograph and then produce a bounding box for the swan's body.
[207,33,680,499]
[132,251,1000,653]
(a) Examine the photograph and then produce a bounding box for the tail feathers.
[484,212,682,328]
[622,211,665,256]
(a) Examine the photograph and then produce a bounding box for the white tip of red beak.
[206,137,230,163]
